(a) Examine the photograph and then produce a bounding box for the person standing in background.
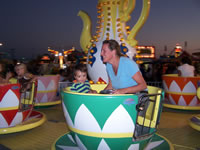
[178,56,195,77]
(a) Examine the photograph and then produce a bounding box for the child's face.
[74,70,87,83]
[15,66,25,76]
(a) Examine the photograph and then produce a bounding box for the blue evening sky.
[0,0,200,59]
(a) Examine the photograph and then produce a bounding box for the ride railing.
[146,81,163,88]
[133,90,163,141]
[58,81,73,96]
[19,81,37,112]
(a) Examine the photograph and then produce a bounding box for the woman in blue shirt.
[101,40,147,94]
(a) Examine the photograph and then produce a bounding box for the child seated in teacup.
[0,62,14,86]
[14,63,36,92]
[70,64,97,93]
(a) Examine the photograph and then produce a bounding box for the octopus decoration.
[78,0,150,83]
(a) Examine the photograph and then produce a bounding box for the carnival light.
[48,47,75,69]
[174,43,182,57]
[136,46,155,59]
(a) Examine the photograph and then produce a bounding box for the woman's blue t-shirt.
[106,57,139,89]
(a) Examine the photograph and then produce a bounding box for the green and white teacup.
[61,84,163,150]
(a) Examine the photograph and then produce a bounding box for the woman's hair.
[103,39,122,57]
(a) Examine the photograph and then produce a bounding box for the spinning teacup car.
[52,83,174,150]
[162,74,200,110]
[0,82,46,134]
[35,75,61,107]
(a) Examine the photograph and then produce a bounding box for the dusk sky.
[0,0,200,59]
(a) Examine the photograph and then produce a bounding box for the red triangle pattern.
[182,95,196,105]
[170,94,180,105]
[190,79,199,89]
[174,78,189,91]
[0,84,20,102]
[163,76,199,91]
[22,109,31,121]
[170,94,197,105]
[163,76,174,89]
[29,111,41,118]
[0,109,18,125]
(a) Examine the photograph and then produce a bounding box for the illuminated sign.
[41,56,50,60]
[174,44,182,57]
[136,46,155,59]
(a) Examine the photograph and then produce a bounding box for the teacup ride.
[189,87,200,131]
[162,74,200,110]
[52,84,174,150]
[0,82,46,134]
[34,75,61,108]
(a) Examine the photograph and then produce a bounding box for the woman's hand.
[112,89,125,94]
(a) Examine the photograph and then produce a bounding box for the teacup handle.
[197,87,200,99]
[197,81,200,99]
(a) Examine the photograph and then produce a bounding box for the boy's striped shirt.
[71,80,90,93]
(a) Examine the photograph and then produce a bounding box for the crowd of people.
[139,56,200,83]
[0,40,200,95]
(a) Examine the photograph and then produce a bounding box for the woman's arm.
[113,72,147,94]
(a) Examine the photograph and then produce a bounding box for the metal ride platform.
[0,104,199,150]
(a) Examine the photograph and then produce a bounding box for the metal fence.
[146,81,163,88]
[58,81,73,94]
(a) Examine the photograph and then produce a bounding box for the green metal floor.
[0,105,200,150]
